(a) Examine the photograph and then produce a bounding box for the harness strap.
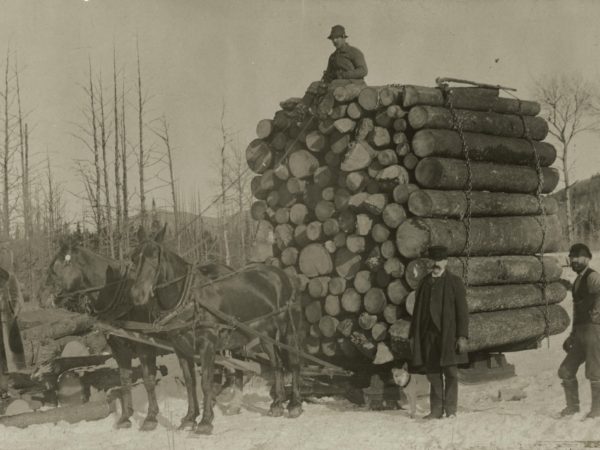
[194,296,347,373]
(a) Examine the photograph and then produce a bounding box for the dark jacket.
[573,267,600,326]
[409,270,469,369]
[323,44,367,83]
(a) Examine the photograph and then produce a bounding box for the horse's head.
[47,235,88,293]
[130,224,168,307]
[44,235,113,309]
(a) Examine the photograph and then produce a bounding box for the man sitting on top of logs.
[303,25,368,109]
[322,25,368,84]
[559,243,600,418]
[409,246,469,419]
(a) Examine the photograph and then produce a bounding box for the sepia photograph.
[0,0,599,448]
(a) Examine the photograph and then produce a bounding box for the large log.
[408,189,558,218]
[341,288,362,313]
[465,305,570,352]
[412,130,556,166]
[19,309,95,344]
[0,399,116,428]
[396,215,561,258]
[415,157,559,194]
[288,150,320,179]
[341,141,376,172]
[364,288,386,314]
[387,279,410,305]
[465,282,566,313]
[402,86,541,116]
[404,255,563,289]
[246,139,273,174]
[408,106,549,140]
[256,119,274,139]
[298,243,333,277]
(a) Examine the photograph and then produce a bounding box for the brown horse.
[129,225,305,435]
[46,238,161,431]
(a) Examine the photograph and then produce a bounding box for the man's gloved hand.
[563,335,574,353]
[456,337,468,354]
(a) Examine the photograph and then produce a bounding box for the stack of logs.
[247,82,570,368]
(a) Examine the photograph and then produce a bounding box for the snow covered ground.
[3,255,600,450]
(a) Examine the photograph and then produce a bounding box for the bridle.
[134,240,187,297]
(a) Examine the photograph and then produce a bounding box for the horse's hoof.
[223,406,241,416]
[288,405,303,419]
[116,418,132,429]
[140,419,158,431]
[178,420,196,431]
[268,405,284,417]
[195,423,213,435]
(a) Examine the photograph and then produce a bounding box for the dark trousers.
[427,366,459,417]
[422,329,459,416]
[559,324,600,382]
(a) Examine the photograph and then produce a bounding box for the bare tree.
[98,75,114,257]
[2,47,11,238]
[88,58,102,236]
[113,47,123,259]
[534,74,599,245]
[218,103,232,265]
[15,59,31,240]
[121,76,129,249]
[136,38,147,229]
[152,115,180,250]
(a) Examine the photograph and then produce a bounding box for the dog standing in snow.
[392,365,429,418]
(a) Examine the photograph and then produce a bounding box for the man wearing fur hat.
[559,243,600,418]
[409,245,469,419]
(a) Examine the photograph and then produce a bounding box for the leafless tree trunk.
[230,138,250,264]
[534,74,598,246]
[88,58,102,236]
[15,62,31,240]
[113,48,123,259]
[46,155,55,240]
[136,39,147,229]
[121,77,129,250]
[153,115,180,250]
[2,48,11,238]
[98,76,114,257]
[219,104,231,265]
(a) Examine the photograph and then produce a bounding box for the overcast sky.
[1,0,600,221]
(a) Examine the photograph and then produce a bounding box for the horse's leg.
[109,337,134,429]
[285,313,304,419]
[138,347,159,431]
[262,341,285,417]
[195,342,216,435]
[176,349,199,431]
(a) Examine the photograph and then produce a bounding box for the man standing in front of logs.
[558,243,600,418]
[409,246,469,419]
[322,25,368,83]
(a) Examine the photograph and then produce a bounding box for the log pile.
[247,82,569,368]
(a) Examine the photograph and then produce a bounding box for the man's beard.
[571,262,587,273]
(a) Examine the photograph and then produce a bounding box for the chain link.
[439,83,473,287]
[508,92,551,347]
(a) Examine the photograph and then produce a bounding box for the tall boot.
[560,379,580,417]
[587,381,600,418]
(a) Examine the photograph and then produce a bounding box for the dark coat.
[409,270,469,369]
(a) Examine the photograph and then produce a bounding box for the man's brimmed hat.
[328,25,347,40]
[428,246,448,261]
[569,243,592,259]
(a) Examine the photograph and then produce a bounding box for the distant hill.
[550,173,600,250]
